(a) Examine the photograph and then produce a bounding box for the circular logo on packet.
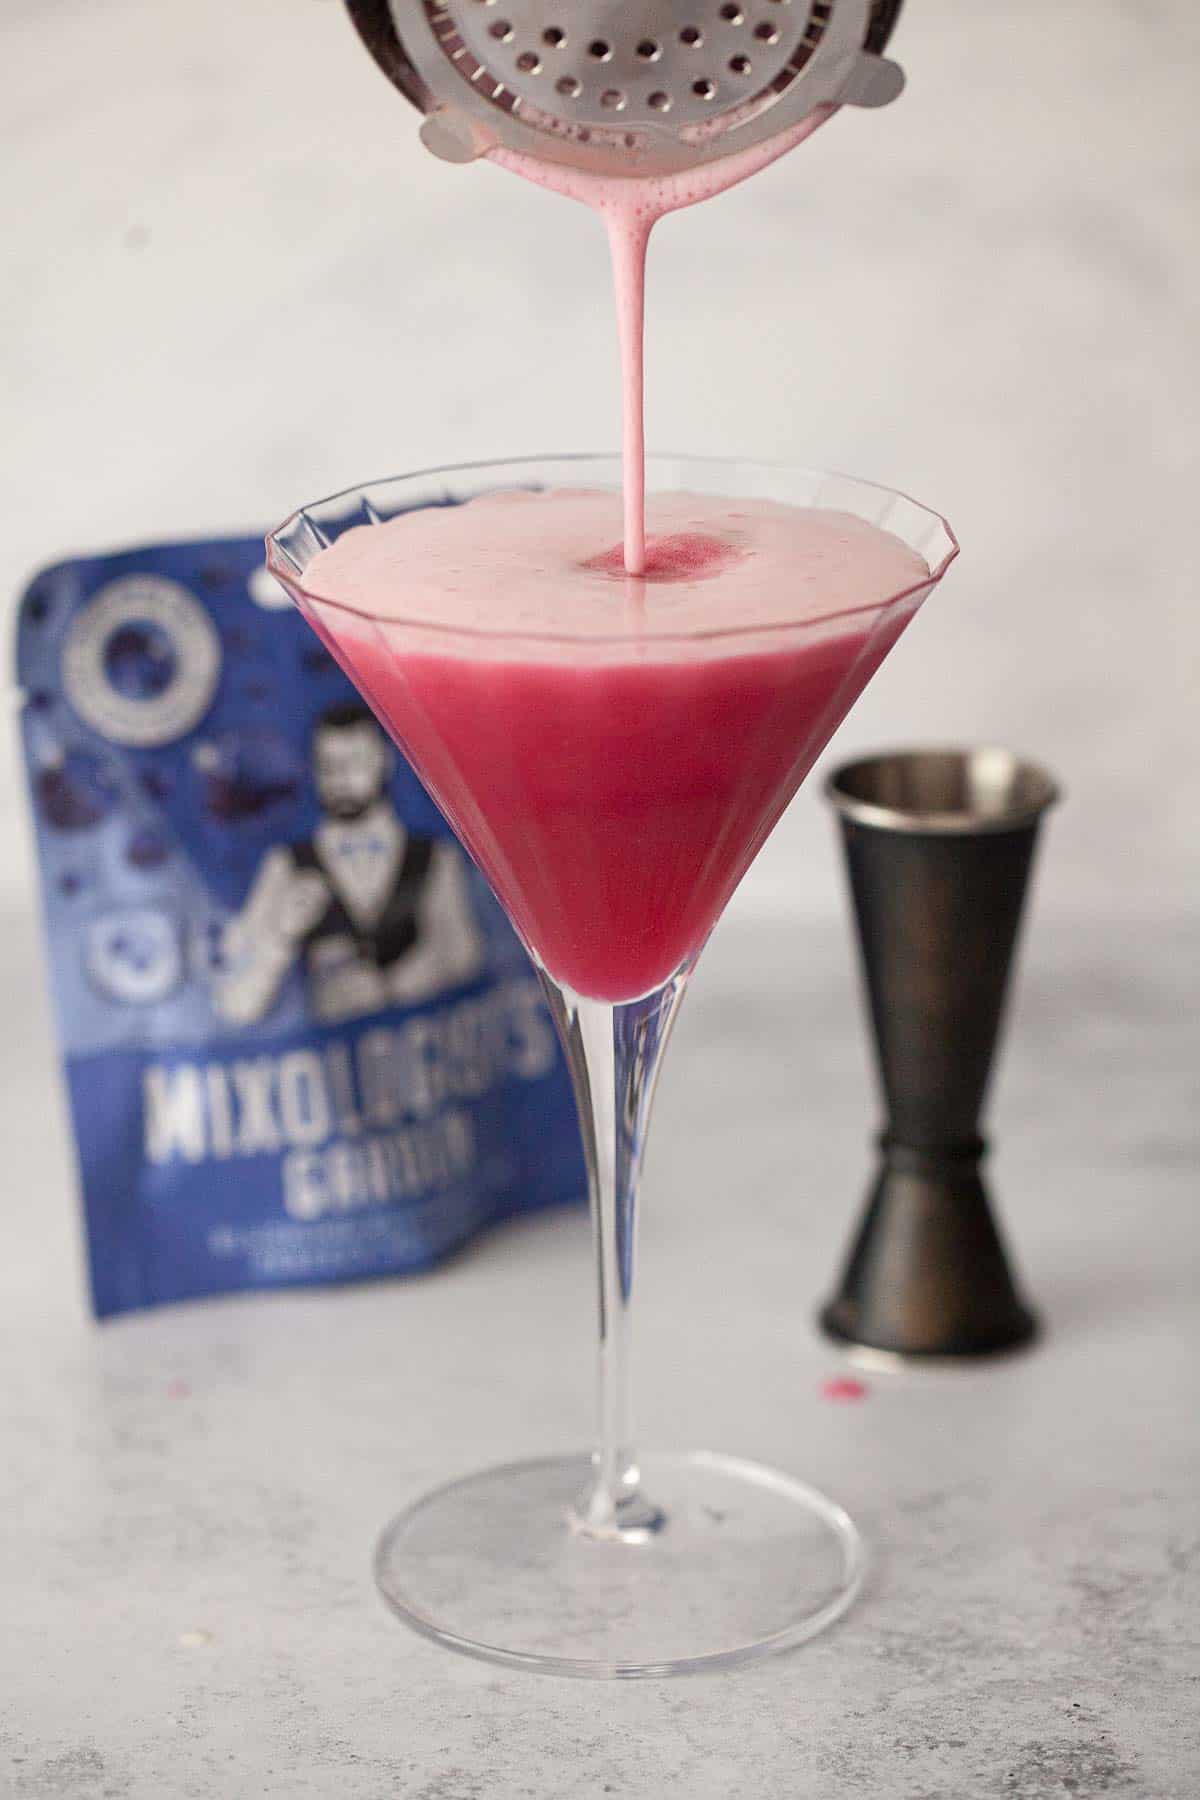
[84,909,184,1005]
[62,577,221,747]
[248,563,291,611]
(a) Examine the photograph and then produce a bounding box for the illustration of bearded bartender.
[215,705,483,1025]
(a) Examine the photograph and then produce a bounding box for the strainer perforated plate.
[345,0,904,174]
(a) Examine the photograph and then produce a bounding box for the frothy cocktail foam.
[306,487,927,648]
[492,109,835,574]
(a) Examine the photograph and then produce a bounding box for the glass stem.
[539,966,691,1542]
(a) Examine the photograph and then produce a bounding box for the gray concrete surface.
[1,904,1196,1798]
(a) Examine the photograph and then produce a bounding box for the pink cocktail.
[268,454,957,1678]
[293,483,933,1002]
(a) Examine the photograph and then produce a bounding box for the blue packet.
[16,534,585,1317]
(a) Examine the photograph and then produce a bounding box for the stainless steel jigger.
[343,0,905,173]
[821,750,1059,1359]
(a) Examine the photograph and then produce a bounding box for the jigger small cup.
[821,748,1059,1359]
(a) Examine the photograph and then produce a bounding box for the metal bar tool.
[822,748,1059,1359]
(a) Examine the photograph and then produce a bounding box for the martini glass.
[267,453,957,1678]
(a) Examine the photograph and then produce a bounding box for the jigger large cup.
[822,748,1059,1358]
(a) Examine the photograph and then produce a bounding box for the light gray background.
[2,0,1197,924]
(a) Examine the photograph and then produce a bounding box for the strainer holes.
[588,38,612,60]
[636,38,661,60]
[542,25,566,47]
[556,73,581,96]
[719,4,743,20]
[679,25,703,46]
[515,50,541,72]
[754,19,780,41]
[488,18,512,41]
[600,88,625,110]
[692,77,716,98]
[729,53,751,73]
[648,89,671,111]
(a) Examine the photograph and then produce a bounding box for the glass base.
[375,1450,864,1679]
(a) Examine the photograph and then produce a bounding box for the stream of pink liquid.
[491,108,834,574]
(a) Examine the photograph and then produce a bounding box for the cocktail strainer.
[343,0,905,174]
